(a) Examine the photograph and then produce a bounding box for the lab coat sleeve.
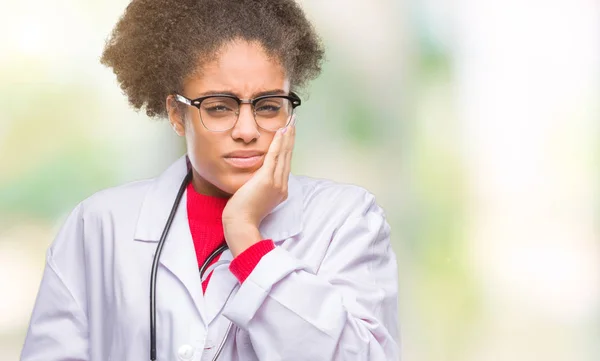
[21,204,89,361]
[222,194,399,360]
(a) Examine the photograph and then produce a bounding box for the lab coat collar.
[133,154,304,244]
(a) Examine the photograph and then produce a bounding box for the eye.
[205,104,233,112]
[201,97,238,115]
[256,104,281,112]
[255,98,284,114]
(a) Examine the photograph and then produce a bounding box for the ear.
[166,95,186,137]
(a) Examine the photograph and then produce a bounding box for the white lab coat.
[21,155,399,361]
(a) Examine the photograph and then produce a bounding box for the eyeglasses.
[174,92,301,132]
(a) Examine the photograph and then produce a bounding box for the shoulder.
[55,178,154,231]
[79,178,153,217]
[292,174,385,219]
[49,178,154,258]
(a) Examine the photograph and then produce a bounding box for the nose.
[230,103,260,143]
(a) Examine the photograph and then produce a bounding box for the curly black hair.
[100,0,325,118]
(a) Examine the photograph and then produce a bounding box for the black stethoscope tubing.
[149,169,229,361]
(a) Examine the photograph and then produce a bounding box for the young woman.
[21,1,399,360]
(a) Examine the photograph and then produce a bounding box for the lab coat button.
[177,344,195,360]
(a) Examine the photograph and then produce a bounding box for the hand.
[222,117,296,255]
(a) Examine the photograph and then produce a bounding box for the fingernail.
[281,126,288,134]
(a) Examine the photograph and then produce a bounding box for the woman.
[21,1,399,360]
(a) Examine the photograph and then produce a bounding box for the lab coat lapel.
[203,250,238,326]
[133,155,208,325]
[155,195,208,325]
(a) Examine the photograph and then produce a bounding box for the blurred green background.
[1,0,599,360]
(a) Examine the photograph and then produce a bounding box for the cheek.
[186,127,218,168]
[184,124,242,192]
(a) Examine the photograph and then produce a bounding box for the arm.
[223,200,399,360]
[21,205,89,361]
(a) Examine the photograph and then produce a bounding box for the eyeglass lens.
[199,97,293,131]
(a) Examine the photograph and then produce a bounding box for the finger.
[280,116,296,185]
[262,127,285,174]
[281,124,295,187]
[274,121,294,188]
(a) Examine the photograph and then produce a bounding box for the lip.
[223,155,263,168]
[223,150,265,169]
[224,150,265,158]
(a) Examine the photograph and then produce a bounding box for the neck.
[190,169,231,199]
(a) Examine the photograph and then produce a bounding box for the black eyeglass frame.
[174,92,301,132]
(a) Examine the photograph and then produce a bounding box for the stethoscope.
[149,169,233,361]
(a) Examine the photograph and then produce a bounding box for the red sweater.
[186,182,275,293]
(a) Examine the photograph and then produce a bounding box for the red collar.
[186,182,229,222]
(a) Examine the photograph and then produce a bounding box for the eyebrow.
[195,89,287,98]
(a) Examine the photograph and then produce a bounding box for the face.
[167,40,290,197]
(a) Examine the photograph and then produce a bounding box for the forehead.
[184,40,290,98]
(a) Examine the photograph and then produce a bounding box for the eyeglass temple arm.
[174,94,192,106]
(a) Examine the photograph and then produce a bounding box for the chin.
[219,172,254,194]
